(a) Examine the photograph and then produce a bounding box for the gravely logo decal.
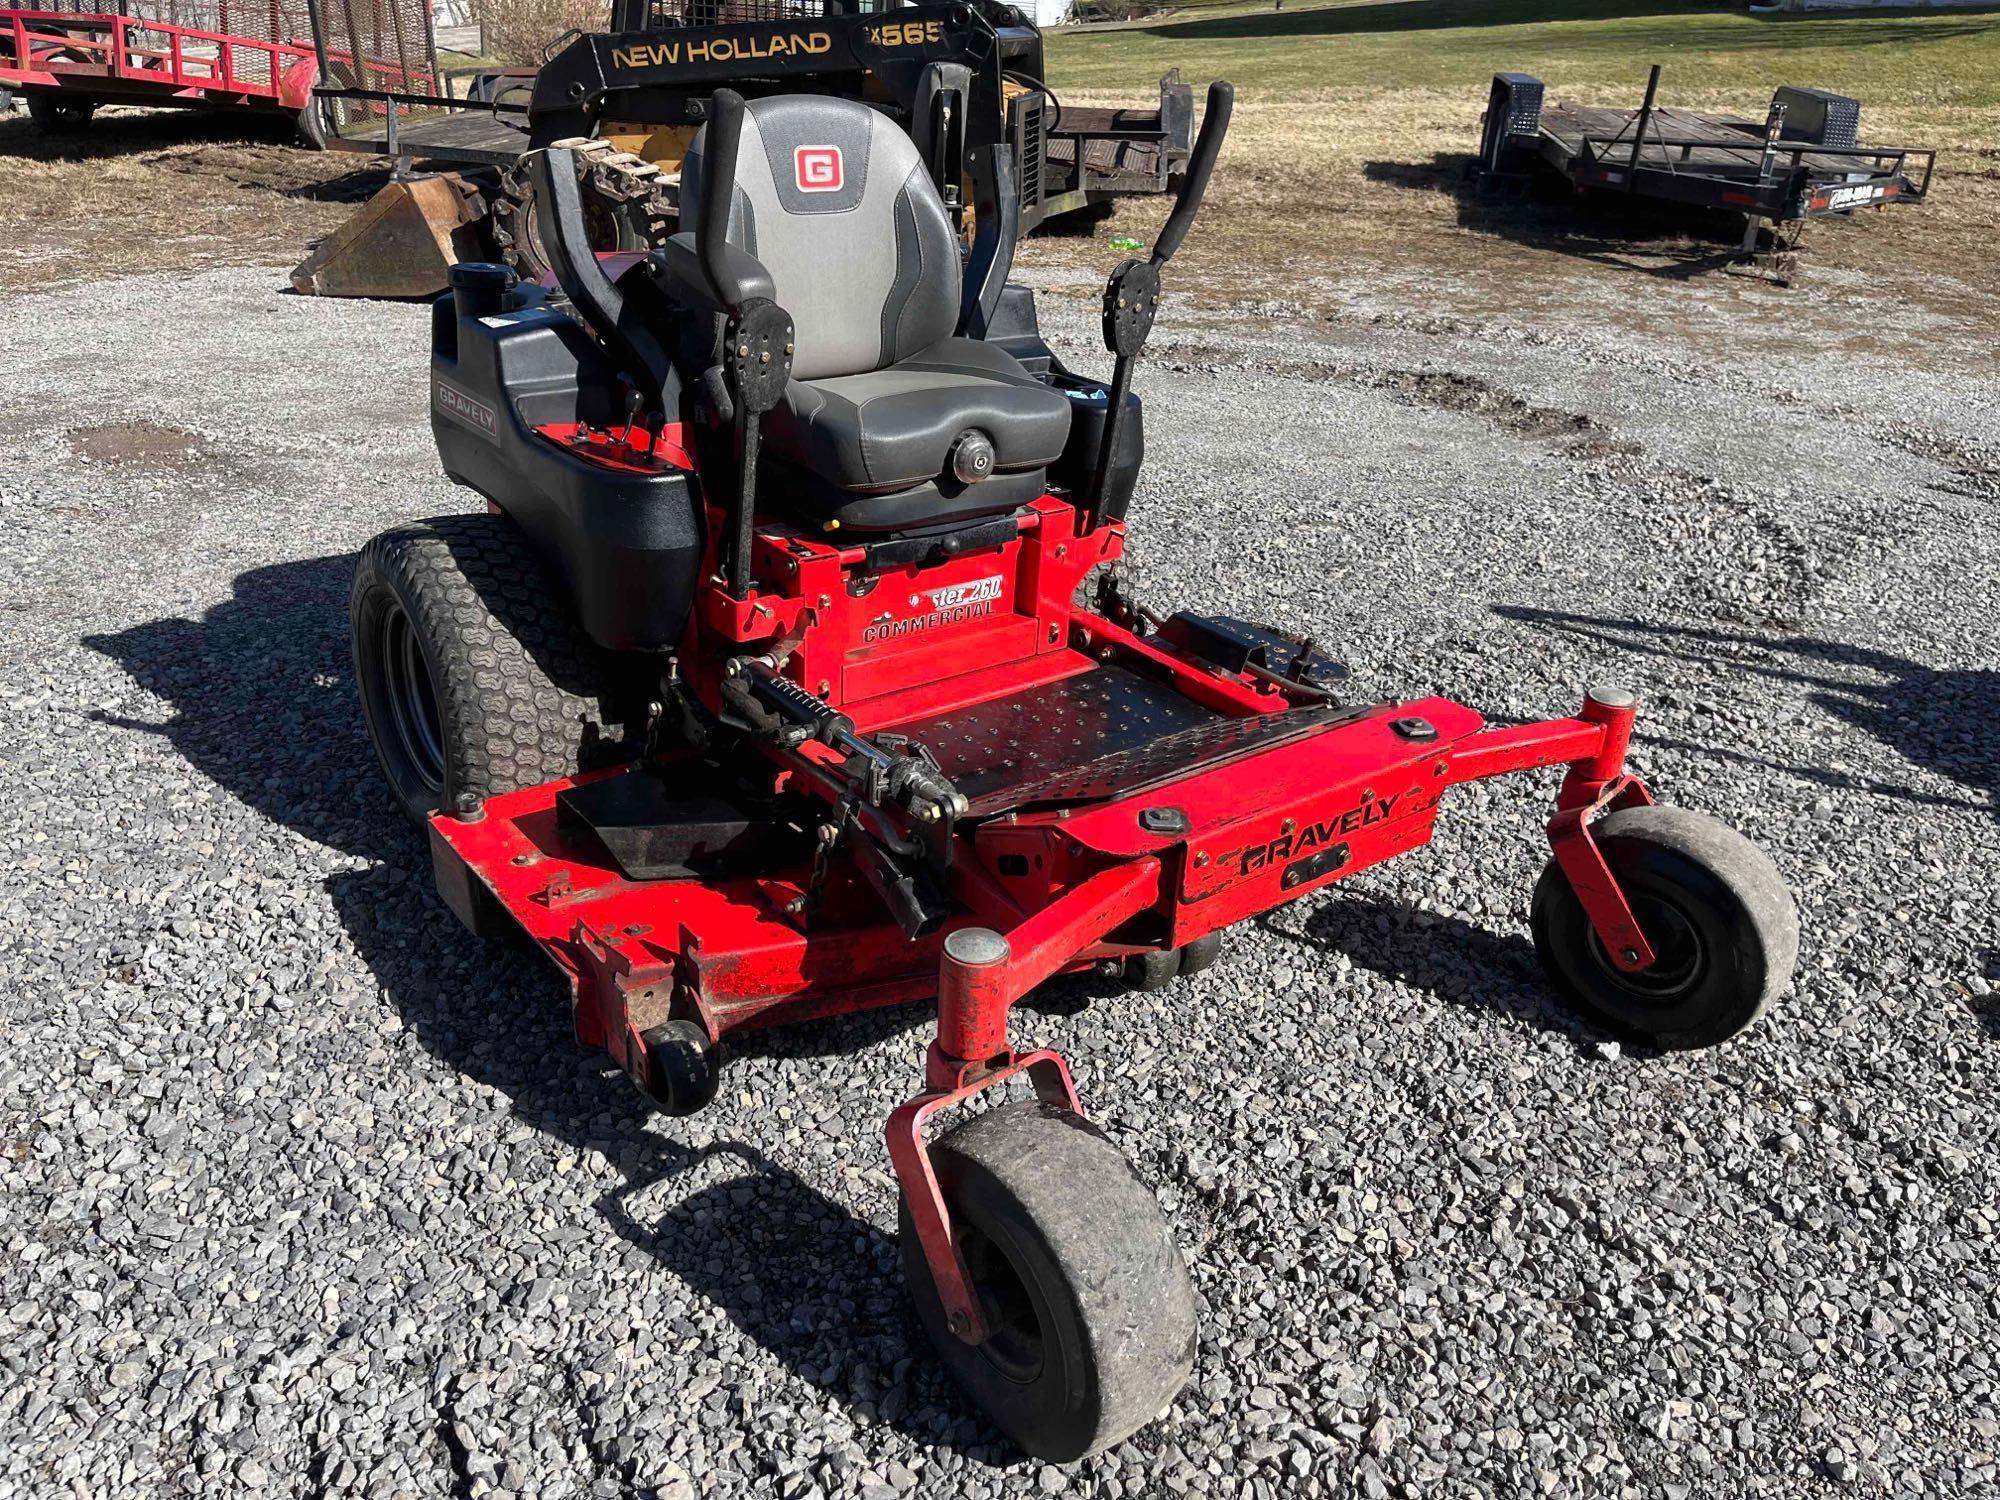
[1238,792,1404,876]
[862,575,1002,643]
[794,145,843,193]
[434,380,497,438]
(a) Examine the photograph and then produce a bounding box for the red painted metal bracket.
[1547,773,1659,973]
[885,859,1159,1345]
[1445,686,1662,975]
[885,1049,1083,1345]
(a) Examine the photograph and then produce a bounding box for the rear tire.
[26,92,94,135]
[350,513,632,824]
[900,1101,1197,1461]
[1530,806,1798,1049]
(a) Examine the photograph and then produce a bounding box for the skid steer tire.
[493,143,676,285]
[351,513,635,825]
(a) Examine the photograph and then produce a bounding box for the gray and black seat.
[677,95,1073,533]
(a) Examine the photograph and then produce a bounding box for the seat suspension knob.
[948,429,996,484]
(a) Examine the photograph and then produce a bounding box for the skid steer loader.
[292,0,1192,298]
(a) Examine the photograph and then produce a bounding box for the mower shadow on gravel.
[1978,952,2000,1040]
[83,554,392,860]
[326,871,1043,1464]
[1497,607,1998,821]
[1266,895,1619,1048]
[80,554,1029,1461]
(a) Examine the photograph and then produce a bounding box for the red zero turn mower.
[352,82,1800,1459]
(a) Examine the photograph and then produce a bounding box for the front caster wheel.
[1531,805,1799,1050]
[900,1101,1197,1461]
[638,1019,719,1116]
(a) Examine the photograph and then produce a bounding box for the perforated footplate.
[890,665,1357,816]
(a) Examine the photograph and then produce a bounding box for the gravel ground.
[0,264,1995,1500]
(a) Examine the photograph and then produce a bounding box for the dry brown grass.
[1019,86,2000,371]
[0,110,379,294]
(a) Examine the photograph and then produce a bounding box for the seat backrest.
[682,95,961,382]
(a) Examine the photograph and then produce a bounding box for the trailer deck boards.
[324,104,526,167]
[1046,108,1172,198]
[1476,68,1935,284]
[1483,71,1934,226]
[1537,102,1897,182]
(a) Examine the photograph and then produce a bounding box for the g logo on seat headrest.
[794,146,844,193]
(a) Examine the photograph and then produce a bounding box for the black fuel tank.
[429,282,701,654]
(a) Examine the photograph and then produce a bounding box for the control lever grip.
[699,88,749,312]
[1151,80,1233,267]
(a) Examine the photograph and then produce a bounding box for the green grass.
[1048,0,2000,126]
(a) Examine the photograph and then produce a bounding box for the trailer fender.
[279,54,318,114]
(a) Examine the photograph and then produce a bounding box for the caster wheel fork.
[897,890,1196,1458]
[1535,803,1799,1050]
[888,1053,1197,1462]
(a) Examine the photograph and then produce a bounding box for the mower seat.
[681,96,1072,533]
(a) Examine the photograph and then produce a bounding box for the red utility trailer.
[0,0,415,139]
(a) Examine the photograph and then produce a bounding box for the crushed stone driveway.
[0,265,1995,1500]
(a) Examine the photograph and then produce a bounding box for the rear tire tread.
[352,514,619,820]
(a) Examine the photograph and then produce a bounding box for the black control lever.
[698,89,796,596]
[726,658,969,824]
[526,148,677,415]
[1149,79,1233,269]
[1084,80,1233,531]
[724,658,962,937]
[958,142,1019,338]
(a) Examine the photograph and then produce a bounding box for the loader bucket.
[291,175,488,299]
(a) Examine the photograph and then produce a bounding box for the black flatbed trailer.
[1478,68,1935,283]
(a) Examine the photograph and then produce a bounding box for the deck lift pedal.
[349,79,1801,1459]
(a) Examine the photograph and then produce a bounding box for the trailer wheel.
[350,513,631,824]
[900,1101,1196,1461]
[26,92,94,135]
[296,99,330,151]
[1531,806,1798,1050]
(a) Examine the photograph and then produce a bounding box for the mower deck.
[429,657,1629,1070]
